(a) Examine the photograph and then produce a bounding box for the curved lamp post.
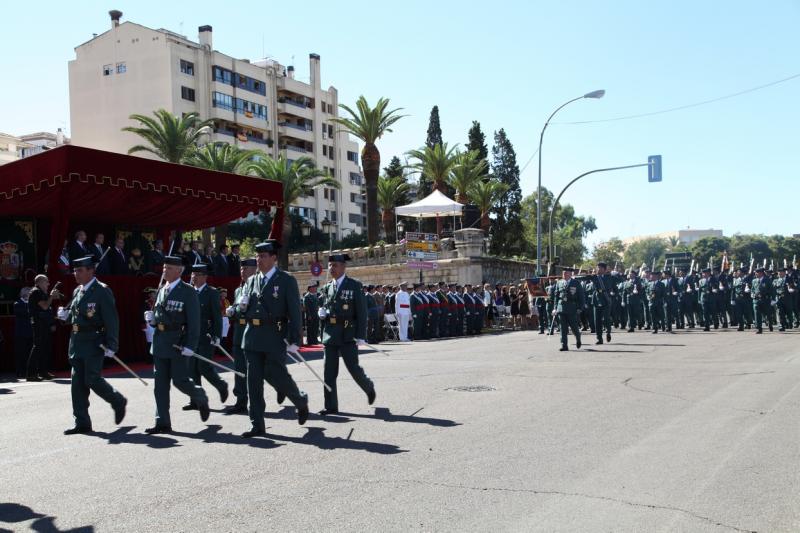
[536,90,605,274]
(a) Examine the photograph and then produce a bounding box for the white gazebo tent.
[395,190,464,234]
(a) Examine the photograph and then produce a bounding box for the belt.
[156,323,185,332]
[247,318,286,328]
[72,325,105,334]
[399,304,410,308]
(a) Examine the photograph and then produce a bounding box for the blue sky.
[2,1,798,249]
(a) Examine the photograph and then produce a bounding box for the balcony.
[281,144,309,154]
[277,98,313,120]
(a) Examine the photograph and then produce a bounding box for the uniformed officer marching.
[317,254,376,415]
[144,256,210,434]
[303,282,321,345]
[698,268,717,331]
[224,258,257,414]
[60,256,127,434]
[550,267,586,351]
[239,241,309,436]
[750,267,773,334]
[184,264,228,410]
[591,262,613,344]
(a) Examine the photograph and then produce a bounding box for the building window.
[212,91,234,111]
[349,172,362,186]
[181,86,196,102]
[116,62,127,74]
[328,146,335,160]
[347,151,358,164]
[349,213,363,225]
[102,64,113,76]
[328,124,334,137]
[180,59,194,75]
[213,66,233,85]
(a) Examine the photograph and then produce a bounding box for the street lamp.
[321,217,335,254]
[536,89,605,274]
[396,219,405,241]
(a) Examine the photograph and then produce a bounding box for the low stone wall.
[290,256,538,289]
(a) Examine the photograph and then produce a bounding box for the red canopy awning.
[0,144,284,273]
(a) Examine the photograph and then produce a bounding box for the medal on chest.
[86,302,96,318]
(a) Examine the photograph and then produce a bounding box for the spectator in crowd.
[189,240,204,266]
[67,230,91,262]
[483,283,494,328]
[220,288,231,340]
[395,282,411,342]
[142,287,157,353]
[13,287,33,380]
[510,285,520,329]
[91,233,110,275]
[227,244,241,278]
[128,247,146,276]
[148,239,165,274]
[213,244,231,276]
[203,244,215,273]
[109,237,129,275]
[27,274,62,381]
[180,241,194,270]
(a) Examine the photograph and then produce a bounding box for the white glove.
[356,338,367,346]
[318,308,329,319]
[226,305,236,317]
[789,288,795,293]
[744,285,750,293]
[144,310,154,324]
[103,348,115,358]
[57,307,68,321]
[211,337,220,346]
[180,346,194,357]
[286,343,300,353]
[712,289,718,294]
[770,299,777,307]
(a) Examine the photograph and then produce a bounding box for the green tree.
[377,175,411,242]
[624,237,669,270]
[407,142,459,234]
[468,179,508,234]
[383,156,404,180]
[690,236,730,267]
[490,129,524,256]
[330,96,406,245]
[466,120,489,171]
[123,109,213,163]
[426,105,443,148]
[592,238,625,268]
[520,188,596,266]
[447,150,487,204]
[248,155,339,268]
[187,142,261,246]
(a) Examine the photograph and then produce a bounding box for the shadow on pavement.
[581,348,645,353]
[171,424,284,450]
[612,343,686,347]
[339,407,462,428]
[91,426,180,449]
[264,426,408,455]
[0,502,94,532]
[267,406,354,424]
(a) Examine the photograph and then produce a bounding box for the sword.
[99,344,148,386]
[207,334,235,362]
[172,345,245,377]
[283,340,332,392]
[360,341,391,357]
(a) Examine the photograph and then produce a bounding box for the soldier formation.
[541,261,799,351]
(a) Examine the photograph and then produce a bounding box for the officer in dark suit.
[183,264,228,410]
[143,256,210,433]
[27,275,61,381]
[224,258,257,414]
[317,254,375,415]
[90,233,110,275]
[147,239,165,274]
[303,282,320,345]
[13,287,33,380]
[109,237,130,275]
[239,240,309,436]
[213,245,231,277]
[59,256,127,434]
[550,267,586,351]
[67,231,91,262]
[227,244,242,279]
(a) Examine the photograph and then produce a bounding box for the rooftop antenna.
[262,34,265,59]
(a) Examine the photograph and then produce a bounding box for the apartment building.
[0,129,69,165]
[68,10,365,238]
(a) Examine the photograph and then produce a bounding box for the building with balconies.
[68,10,365,239]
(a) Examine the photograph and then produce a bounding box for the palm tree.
[468,179,508,234]
[122,109,213,163]
[377,176,411,242]
[187,142,261,246]
[448,150,487,204]
[249,155,339,268]
[330,96,406,245]
[407,142,459,234]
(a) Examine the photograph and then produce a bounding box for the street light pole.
[536,90,605,275]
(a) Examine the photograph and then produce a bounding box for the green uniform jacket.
[646,280,666,304]
[621,279,643,306]
[241,269,302,350]
[303,292,320,316]
[196,285,222,355]
[697,278,716,304]
[232,284,248,347]
[151,281,200,358]
[67,279,119,358]
[732,276,749,300]
[551,278,586,314]
[750,276,772,302]
[319,276,368,346]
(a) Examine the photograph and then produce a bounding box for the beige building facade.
[622,228,724,247]
[68,11,365,238]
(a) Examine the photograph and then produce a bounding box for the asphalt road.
[2,328,799,532]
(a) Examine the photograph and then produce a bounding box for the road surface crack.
[621,377,691,402]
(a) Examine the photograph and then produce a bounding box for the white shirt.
[335,274,346,292]
[195,283,207,293]
[161,278,181,301]
[95,243,103,253]
[395,290,411,315]
[81,277,97,292]
[257,266,277,288]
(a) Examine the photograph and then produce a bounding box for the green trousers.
[323,343,373,412]
[70,355,125,429]
[245,349,307,432]
[154,356,208,428]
